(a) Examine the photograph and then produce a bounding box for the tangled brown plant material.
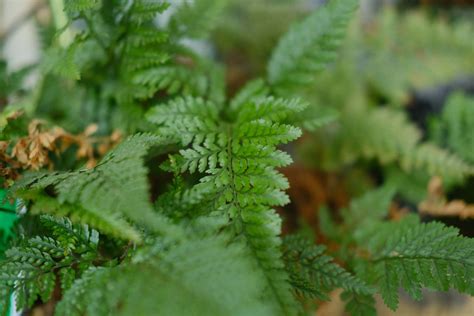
[419,176,474,219]
[1,119,121,183]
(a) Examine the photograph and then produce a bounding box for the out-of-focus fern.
[268,0,358,93]
[64,0,99,13]
[13,134,173,242]
[169,0,228,39]
[56,235,271,316]
[2,1,474,316]
[39,0,224,134]
[362,9,474,105]
[41,45,80,80]
[430,93,474,164]
[305,98,474,182]
[132,65,209,99]
[0,216,98,315]
[321,188,474,313]
[361,217,474,310]
[294,8,474,201]
[282,234,376,315]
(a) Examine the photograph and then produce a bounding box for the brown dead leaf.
[418,176,474,219]
[11,120,65,170]
[2,118,123,184]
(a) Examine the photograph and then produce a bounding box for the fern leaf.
[333,106,474,180]
[342,186,396,226]
[229,79,270,112]
[122,50,169,72]
[0,286,11,316]
[56,237,271,316]
[235,96,307,123]
[147,94,307,315]
[133,66,208,98]
[147,97,221,146]
[341,290,377,316]
[282,235,374,301]
[14,134,177,241]
[366,218,474,310]
[401,143,474,181]
[169,0,228,38]
[130,0,170,25]
[127,27,168,47]
[0,216,98,312]
[268,0,358,92]
[434,93,474,164]
[41,45,80,80]
[64,0,99,13]
[29,195,141,242]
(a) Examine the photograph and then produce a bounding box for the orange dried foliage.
[419,176,474,219]
[0,140,21,180]
[1,119,122,183]
[282,166,350,231]
[12,120,64,170]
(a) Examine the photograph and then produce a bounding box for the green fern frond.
[363,217,474,310]
[28,194,142,242]
[327,106,474,181]
[147,94,308,315]
[64,0,99,13]
[169,0,228,38]
[154,181,213,219]
[401,143,474,181]
[56,236,271,316]
[127,27,168,47]
[122,50,169,72]
[0,286,11,316]
[0,216,98,313]
[341,290,377,316]
[41,45,80,80]
[235,96,307,123]
[13,134,176,241]
[282,235,374,301]
[342,107,420,164]
[268,0,358,93]
[290,106,339,132]
[147,97,221,146]
[133,66,209,98]
[229,79,270,111]
[342,186,396,226]
[431,93,474,164]
[129,0,170,25]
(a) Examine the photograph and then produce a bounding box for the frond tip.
[268,0,358,93]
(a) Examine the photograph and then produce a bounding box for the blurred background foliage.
[1,0,473,315]
[209,0,474,228]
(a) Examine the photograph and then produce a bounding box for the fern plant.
[1,1,473,316]
[291,7,474,203]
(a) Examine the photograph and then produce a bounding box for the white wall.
[1,0,41,71]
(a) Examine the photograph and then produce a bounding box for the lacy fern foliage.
[147,91,307,315]
[14,134,169,242]
[268,0,358,93]
[0,216,98,314]
[1,1,474,316]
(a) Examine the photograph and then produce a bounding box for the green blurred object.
[0,188,17,242]
[0,189,16,316]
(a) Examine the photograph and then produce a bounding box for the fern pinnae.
[364,218,474,310]
[148,94,307,314]
[13,134,180,242]
[268,0,358,93]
